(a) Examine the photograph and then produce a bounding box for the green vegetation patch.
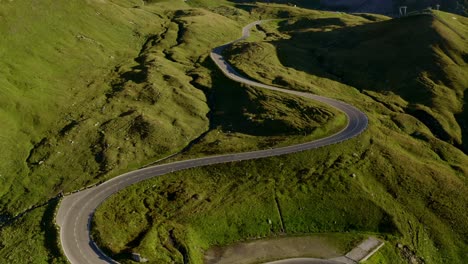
[93,142,398,264]
[0,199,65,264]
[0,0,185,213]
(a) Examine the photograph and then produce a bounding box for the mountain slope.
[92,7,468,264]
[0,2,466,264]
[274,11,468,153]
[230,0,468,15]
[0,2,348,263]
[0,0,216,215]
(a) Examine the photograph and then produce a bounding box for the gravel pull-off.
[263,237,384,264]
[330,237,384,263]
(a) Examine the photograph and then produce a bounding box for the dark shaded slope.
[229,0,321,9]
[229,0,467,16]
[274,12,468,152]
[321,0,393,15]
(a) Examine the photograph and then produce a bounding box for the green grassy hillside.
[0,1,346,263]
[274,11,468,153]
[227,9,468,154]
[92,6,467,264]
[0,0,191,213]
[1,1,467,264]
[0,0,247,215]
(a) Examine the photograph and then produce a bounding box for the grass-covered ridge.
[93,6,467,264]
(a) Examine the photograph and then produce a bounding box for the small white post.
[399,6,407,16]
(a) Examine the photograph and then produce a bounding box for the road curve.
[56,21,368,264]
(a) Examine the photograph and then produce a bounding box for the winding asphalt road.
[56,21,368,264]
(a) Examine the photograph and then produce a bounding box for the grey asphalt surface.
[265,259,343,264]
[56,21,368,264]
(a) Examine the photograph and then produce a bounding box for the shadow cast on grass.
[273,15,445,105]
[195,58,316,137]
[268,14,468,153]
[41,197,66,263]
